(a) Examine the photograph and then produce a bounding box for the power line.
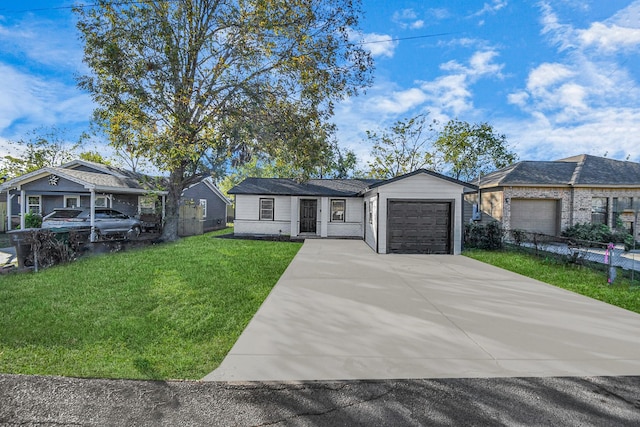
[357,33,458,45]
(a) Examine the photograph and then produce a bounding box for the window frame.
[330,199,346,222]
[95,195,110,208]
[591,197,608,225]
[200,198,207,218]
[27,195,42,214]
[259,198,274,221]
[64,195,80,208]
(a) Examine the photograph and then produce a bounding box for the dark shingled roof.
[228,178,382,196]
[480,154,640,187]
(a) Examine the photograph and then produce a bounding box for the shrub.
[465,221,503,250]
[562,222,633,250]
[24,212,43,228]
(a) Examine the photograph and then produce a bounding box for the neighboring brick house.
[468,154,640,240]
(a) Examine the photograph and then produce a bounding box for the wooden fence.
[178,204,204,237]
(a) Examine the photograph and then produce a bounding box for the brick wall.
[479,186,640,239]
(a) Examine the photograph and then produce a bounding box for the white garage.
[363,170,474,255]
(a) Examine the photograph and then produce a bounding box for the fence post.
[606,242,616,284]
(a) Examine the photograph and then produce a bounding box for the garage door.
[510,199,559,236]
[387,201,451,254]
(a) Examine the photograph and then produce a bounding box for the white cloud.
[472,1,508,17]
[392,8,425,30]
[369,88,428,115]
[0,64,93,141]
[428,8,450,20]
[526,63,574,92]
[357,32,398,58]
[501,107,640,162]
[578,22,640,52]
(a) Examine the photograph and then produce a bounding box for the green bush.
[562,222,633,250]
[464,221,503,250]
[24,212,42,228]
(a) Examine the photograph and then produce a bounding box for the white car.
[42,208,142,239]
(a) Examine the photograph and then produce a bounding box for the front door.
[300,199,317,233]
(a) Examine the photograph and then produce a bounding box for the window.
[613,197,634,231]
[260,198,274,221]
[95,196,109,208]
[138,195,156,214]
[591,197,608,225]
[64,195,80,208]
[199,199,207,218]
[27,195,41,214]
[331,199,345,222]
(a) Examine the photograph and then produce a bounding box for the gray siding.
[182,182,228,231]
[112,194,139,217]
[22,175,87,193]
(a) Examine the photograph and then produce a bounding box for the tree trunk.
[160,170,184,242]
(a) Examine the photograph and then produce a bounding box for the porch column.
[20,190,25,229]
[6,191,12,231]
[90,190,96,242]
[320,197,328,237]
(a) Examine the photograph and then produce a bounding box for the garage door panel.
[511,199,559,236]
[387,201,452,254]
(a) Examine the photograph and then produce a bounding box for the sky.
[1,0,639,170]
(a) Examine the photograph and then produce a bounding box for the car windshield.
[48,210,83,219]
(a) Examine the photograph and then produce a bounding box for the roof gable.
[366,169,476,191]
[182,176,231,205]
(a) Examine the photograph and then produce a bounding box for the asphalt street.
[1,374,639,426]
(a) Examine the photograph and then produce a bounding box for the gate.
[178,204,204,236]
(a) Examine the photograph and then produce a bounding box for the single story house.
[0,159,168,239]
[228,169,476,254]
[181,176,231,232]
[470,154,640,240]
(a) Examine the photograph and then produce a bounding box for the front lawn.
[0,229,302,380]
[465,249,640,314]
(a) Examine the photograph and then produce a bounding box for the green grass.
[0,229,302,380]
[465,249,640,314]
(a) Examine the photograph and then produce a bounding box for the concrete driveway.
[205,240,640,381]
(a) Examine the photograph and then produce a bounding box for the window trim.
[27,195,42,215]
[95,195,110,208]
[591,197,608,225]
[64,195,80,208]
[200,198,207,218]
[259,198,274,221]
[330,199,346,222]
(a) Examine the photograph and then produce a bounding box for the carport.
[206,239,640,381]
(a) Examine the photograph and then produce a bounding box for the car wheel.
[127,226,141,240]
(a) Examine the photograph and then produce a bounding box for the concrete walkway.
[205,240,640,381]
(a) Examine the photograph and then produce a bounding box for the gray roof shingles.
[228,178,382,196]
[480,154,640,187]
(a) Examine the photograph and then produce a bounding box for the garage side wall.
[365,174,466,255]
[233,194,292,235]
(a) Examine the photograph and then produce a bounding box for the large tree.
[364,114,439,179]
[75,0,372,241]
[433,119,518,182]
